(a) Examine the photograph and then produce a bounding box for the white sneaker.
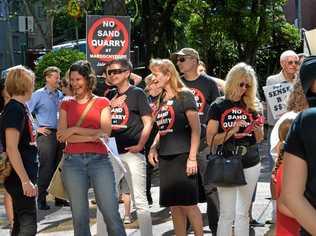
[123,216,132,224]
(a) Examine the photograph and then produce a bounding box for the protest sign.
[86,15,130,76]
[263,82,293,120]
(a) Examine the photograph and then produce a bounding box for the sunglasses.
[177,57,187,63]
[107,68,128,76]
[287,60,299,65]
[239,82,250,89]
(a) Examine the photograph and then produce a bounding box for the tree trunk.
[23,0,50,48]
[103,0,127,15]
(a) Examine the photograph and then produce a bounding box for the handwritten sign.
[263,83,293,120]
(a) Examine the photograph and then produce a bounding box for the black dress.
[155,90,199,206]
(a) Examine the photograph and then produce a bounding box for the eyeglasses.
[177,57,187,63]
[106,68,128,76]
[239,82,250,89]
[287,60,299,65]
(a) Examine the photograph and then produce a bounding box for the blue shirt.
[27,86,64,129]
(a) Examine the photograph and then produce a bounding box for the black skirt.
[159,153,199,207]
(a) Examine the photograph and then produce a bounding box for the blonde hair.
[149,58,187,97]
[5,65,34,97]
[286,80,309,112]
[224,62,259,112]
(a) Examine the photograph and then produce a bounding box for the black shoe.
[55,198,70,207]
[38,200,50,210]
[250,219,265,227]
[147,194,153,206]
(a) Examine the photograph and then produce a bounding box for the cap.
[299,56,316,94]
[171,48,200,60]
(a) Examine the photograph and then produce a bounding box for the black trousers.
[37,131,58,202]
[197,146,219,233]
[5,178,37,236]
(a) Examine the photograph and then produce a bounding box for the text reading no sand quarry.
[91,21,126,48]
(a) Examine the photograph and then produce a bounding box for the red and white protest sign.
[86,15,130,76]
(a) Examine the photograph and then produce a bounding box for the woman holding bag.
[57,60,125,236]
[206,63,264,236]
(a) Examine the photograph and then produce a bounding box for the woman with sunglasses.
[148,59,204,236]
[206,63,264,236]
[57,60,126,236]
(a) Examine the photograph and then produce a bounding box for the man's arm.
[124,115,153,153]
[281,153,316,235]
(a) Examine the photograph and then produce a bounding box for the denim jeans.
[217,163,261,236]
[61,153,126,236]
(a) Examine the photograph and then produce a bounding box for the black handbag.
[204,131,247,187]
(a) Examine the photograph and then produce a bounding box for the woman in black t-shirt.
[206,63,264,236]
[1,66,38,235]
[148,59,203,236]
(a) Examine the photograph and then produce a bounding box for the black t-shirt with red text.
[207,97,261,168]
[207,97,259,145]
[182,74,220,125]
[107,86,152,154]
[156,90,197,156]
[1,99,38,182]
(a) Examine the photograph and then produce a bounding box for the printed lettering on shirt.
[156,104,175,136]
[111,103,129,130]
[220,107,254,139]
[189,88,206,115]
[27,112,37,146]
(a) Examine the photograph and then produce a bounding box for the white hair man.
[265,49,299,224]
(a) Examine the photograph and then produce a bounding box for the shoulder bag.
[204,130,247,187]
[48,97,96,200]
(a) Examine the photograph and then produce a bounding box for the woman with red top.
[57,61,126,236]
[274,118,300,236]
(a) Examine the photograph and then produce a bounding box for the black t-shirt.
[156,90,197,156]
[182,74,220,125]
[284,108,316,208]
[145,95,160,151]
[1,99,38,182]
[107,86,152,154]
[207,97,260,167]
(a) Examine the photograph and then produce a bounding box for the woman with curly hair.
[206,62,264,236]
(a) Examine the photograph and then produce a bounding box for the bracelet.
[188,158,197,162]
[22,181,30,185]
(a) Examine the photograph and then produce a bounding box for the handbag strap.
[75,96,96,127]
[209,129,231,155]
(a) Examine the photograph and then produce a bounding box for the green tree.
[35,49,85,88]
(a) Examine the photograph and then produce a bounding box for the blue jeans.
[62,153,126,236]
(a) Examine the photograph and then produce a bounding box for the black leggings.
[5,177,37,236]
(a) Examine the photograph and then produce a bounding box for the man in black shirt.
[282,56,316,235]
[172,47,220,234]
[105,58,153,236]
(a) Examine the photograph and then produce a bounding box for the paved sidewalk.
[0,141,275,235]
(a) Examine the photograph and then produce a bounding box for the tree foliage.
[49,0,301,94]
[35,49,85,88]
